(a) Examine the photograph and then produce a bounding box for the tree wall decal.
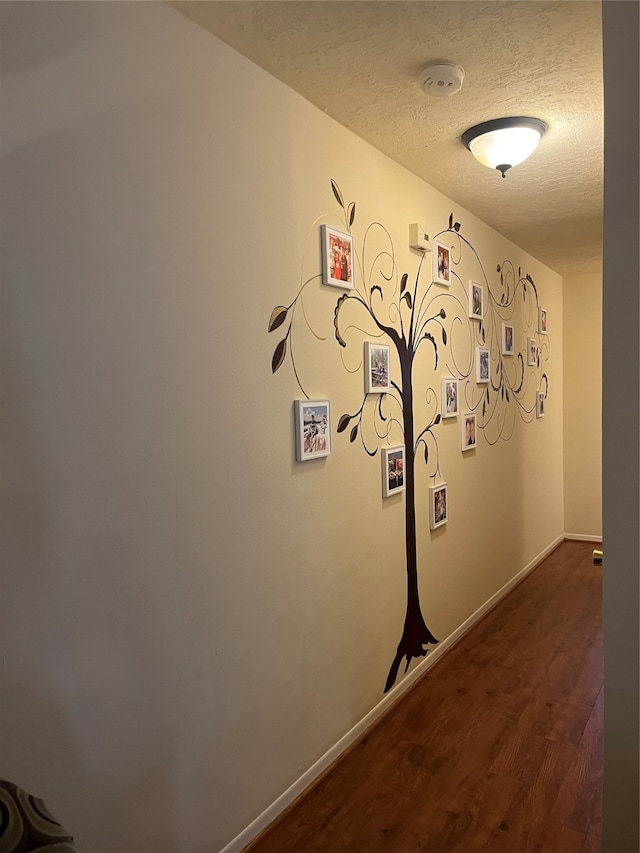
[269,181,548,693]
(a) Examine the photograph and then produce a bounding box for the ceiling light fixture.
[461,117,547,178]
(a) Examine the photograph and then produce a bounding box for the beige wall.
[563,273,603,537]
[0,3,563,852]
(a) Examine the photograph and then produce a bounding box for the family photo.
[434,241,451,285]
[295,400,331,460]
[476,347,490,383]
[469,281,483,319]
[442,378,458,417]
[382,447,406,497]
[321,225,354,289]
[365,342,390,393]
[462,413,477,450]
[430,483,448,529]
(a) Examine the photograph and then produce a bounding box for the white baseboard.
[219,533,565,853]
[564,532,603,542]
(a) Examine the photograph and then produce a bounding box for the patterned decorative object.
[0,780,77,853]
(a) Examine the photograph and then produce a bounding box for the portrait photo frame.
[295,399,331,461]
[461,413,477,451]
[382,446,406,498]
[429,482,448,530]
[441,378,459,418]
[536,392,546,419]
[527,337,537,366]
[321,225,355,290]
[476,346,490,383]
[433,240,451,286]
[364,341,391,394]
[502,323,514,356]
[538,307,547,334]
[469,280,483,320]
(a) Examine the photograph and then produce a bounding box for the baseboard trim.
[220,533,565,853]
[564,532,603,543]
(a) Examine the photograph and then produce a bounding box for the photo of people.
[539,307,547,334]
[476,347,490,383]
[461,413,477,451]
[430,483,448,529]
[442,378,459,418]
[527,337,537,366]
[536,392,546,418]
[469,281,483,319]
[295,400,331,461]
[434,241,451,286]
[382,446,405,497]
[321,225,355,290]
[502,323,514,355]
[365,342,391,393]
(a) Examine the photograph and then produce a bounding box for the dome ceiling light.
[461,117,547,178]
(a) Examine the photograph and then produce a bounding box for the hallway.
[245,540,602,852]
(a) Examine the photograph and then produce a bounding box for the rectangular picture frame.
[429,482,448,530]
[364,341,391,394]
[469,280,483,319]
[527,337,537,366]
[538,307,547,334]
[382,446,406,497]
[295,399,331,461]
[441,378,459,418]
[461,412,477,451]
[502,322,514,355]
[321,225,355,290]
[433,240,451,286]
[476,346,490,383]
[536,391,546,419]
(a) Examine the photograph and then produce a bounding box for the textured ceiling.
[170,1,603,278]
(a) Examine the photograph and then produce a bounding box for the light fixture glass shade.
[462,118,547,177]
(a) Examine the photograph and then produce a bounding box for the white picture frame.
[429,483,448,529]
[461,413,477,451]
[536,391,546,418]
[321,225,355,290]
[364,341,391,394]
[527,337,537,366]
[441,378,459,418]
[538,307,547,334]
[476,346,490,383]
[502,323,514,355]
[433,240,451,286]
[295,400,331,461]
[382,446,406,497]
[469,281,483,319]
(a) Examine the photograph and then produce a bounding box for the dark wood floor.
[245,540,603,853]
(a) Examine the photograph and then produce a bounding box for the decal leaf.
[486,388,490,404]
[434,414,441,426]
[453,222,461,232]
[402,291,413,309]
[268,305,288,332]
[440,308,446,318]
[348,202,356,227]
[482,400,486,417]
[349,424,358,443]
[331,179,344,209]
[449,212,454,229]
[378,395,387,422]
[337,413,352,433]
[442,328,447,346]
[371,284,383,299]
[506,389,510,402]
[271,338,287,373]
[400,272,409,293]
[424,444,429,464]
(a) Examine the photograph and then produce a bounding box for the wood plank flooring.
[244,540,603,853]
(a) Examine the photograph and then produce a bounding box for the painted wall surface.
[0,3,563,852]
[563,273,602,537]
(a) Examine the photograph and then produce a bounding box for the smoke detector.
[419,62,465,97]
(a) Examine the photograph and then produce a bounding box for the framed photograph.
[527,337,537,366]
[461,413,477,451]
[469,281,483,319]
[433,240,451,286]
[321,225,354,290]
[295,400,331,461]
[429,483,448,530]
[382,446,406,497]
[441,378,459,418]
[538,307,547,334]
[364,341,391,393]
[502,323,514,355]
[476,346,490,383]
[536,391,546,419]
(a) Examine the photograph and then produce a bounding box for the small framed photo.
[461,413,477,451]
[364,341,391,393]
[476,346,490,383]
[433,240,451,286]
[382,446,406,497]
[441,378,459,418]
[429,483,448,530]
[295,400,331,461]
[538,307,547,334]
[502,323,514,355]
[321,225,354,289]
[527,337,537,366]
[469,281,483,319]
[536,392,546,418]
